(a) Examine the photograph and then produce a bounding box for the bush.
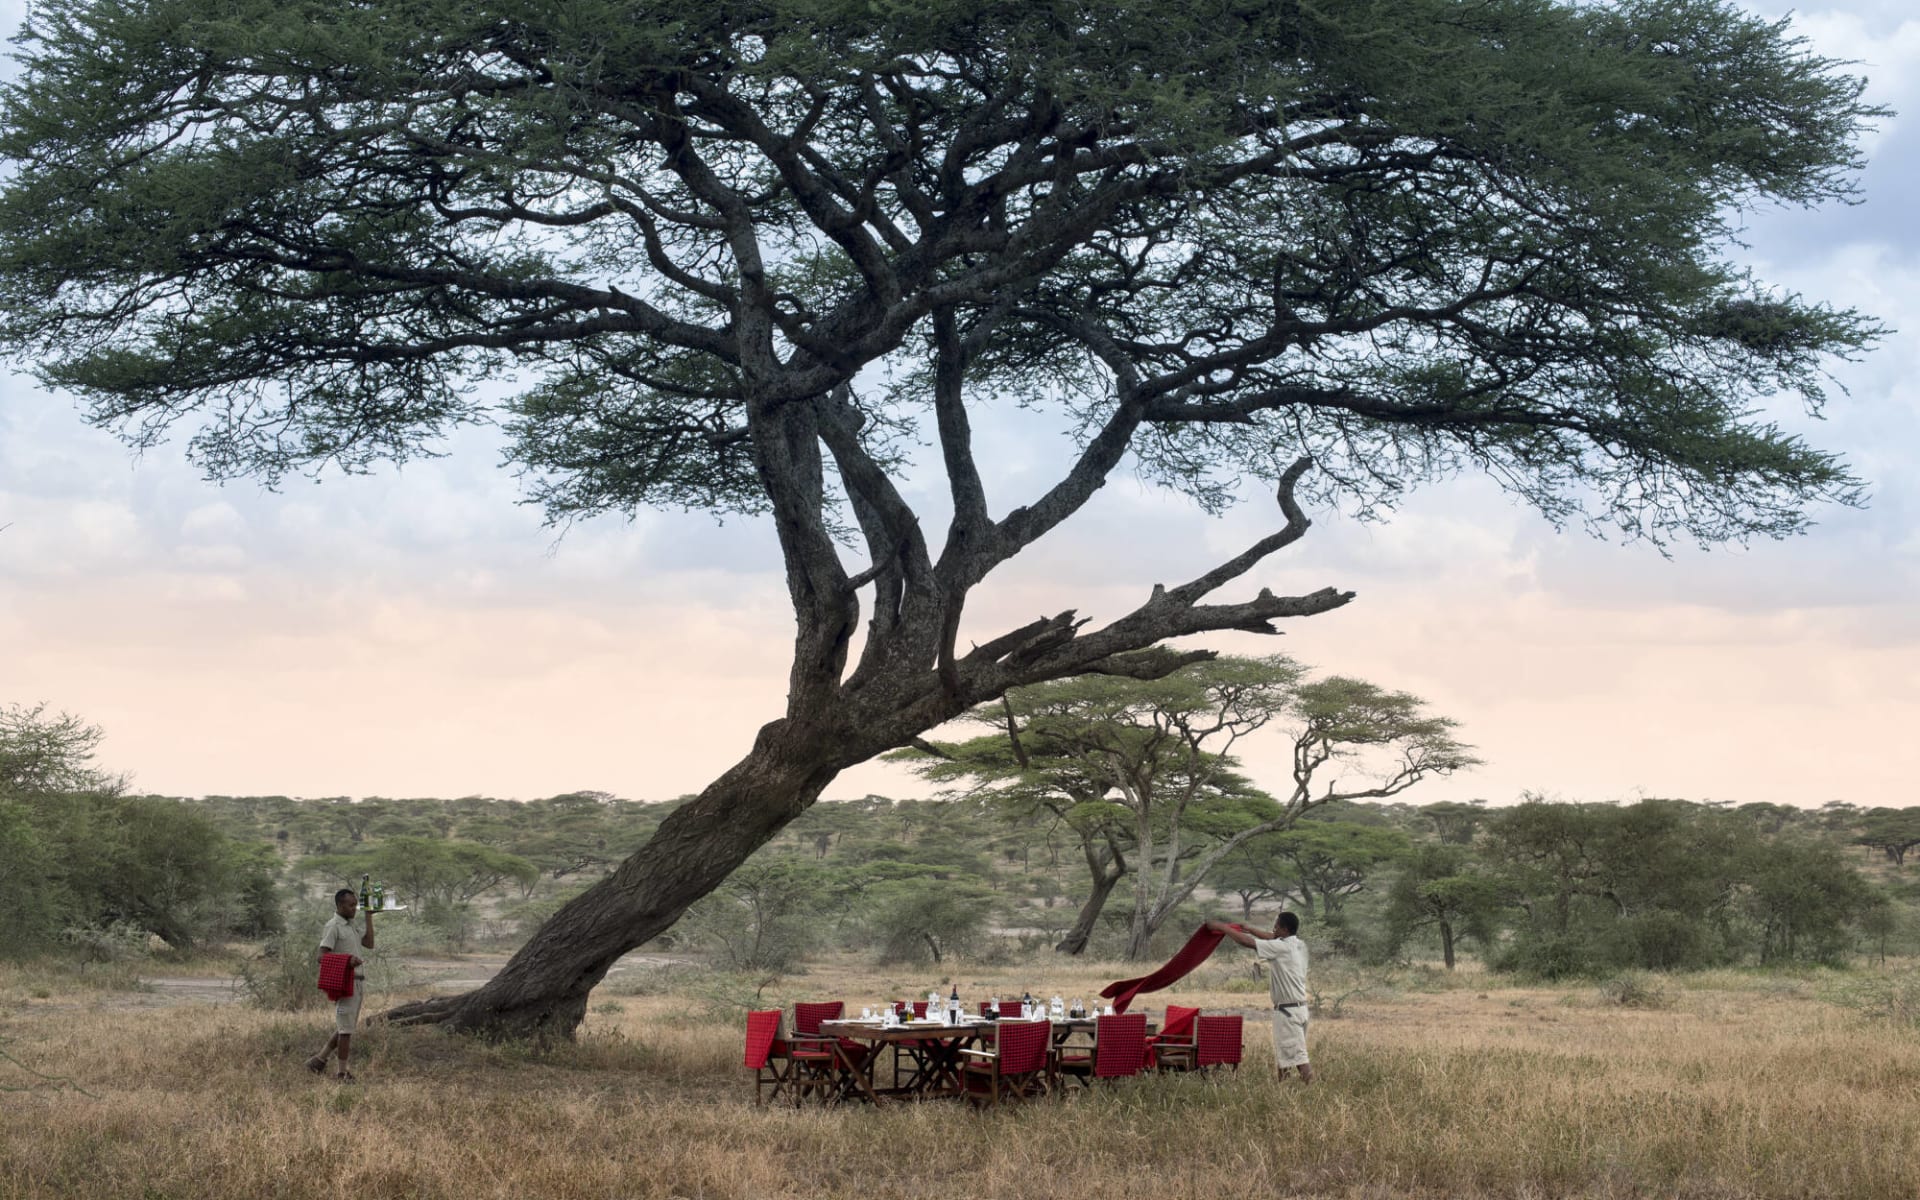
[59,920,156,963]
[1596,970,1673,1009]
[1828,969,1920,1028]
[1602,910,1728,972]
[234,928,329,1012]
[1492,934,1592,981]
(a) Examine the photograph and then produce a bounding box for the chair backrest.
[1163,1004,1201,1040]
[793,1001,843,1036]
[1195,1014,1244,1066]
[997,1020,1051,1074]
[911,1001,929,1018]
[744,1009,782,1068]
[994,1001,1020,1019]
[1092,1012,1148,1078]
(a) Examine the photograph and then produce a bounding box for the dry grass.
[3,956,1918,1200]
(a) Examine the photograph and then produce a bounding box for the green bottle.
[372,881,385,911]
[359,873,371,911]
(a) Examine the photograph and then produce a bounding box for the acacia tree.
[907,656,1476,959]
[0,0,1879,1035]
[1215,820,1412,921]
[1385,844,1502,970]
[891,700,1136,955]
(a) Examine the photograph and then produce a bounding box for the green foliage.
[1384,844,1502,970]
[862,879,999,965]
[0,797,63,955]
[679,859,850,971]
[0,0,1880,550]
[1482,799,1886,977]
[0,705,286,956]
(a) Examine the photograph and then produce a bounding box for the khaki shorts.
[1271,1005,1309,1068]
[334,981,365,1035]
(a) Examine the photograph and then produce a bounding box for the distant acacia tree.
[1855,810,1920,868]
[0,0,1880,1035]
[1385,844,1502,970]
[904,655,1476,959]
[1217,820,1412,922]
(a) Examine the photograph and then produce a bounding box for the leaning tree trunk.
[1054,859,1125,956]
[383,717,851,1040]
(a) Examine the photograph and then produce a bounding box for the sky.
[1,1,1916,812]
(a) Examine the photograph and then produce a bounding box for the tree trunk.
[1439,917,1456,970]
[382,717,845,1040]
[1124,899,1171,962]
[1054,863,1123,955]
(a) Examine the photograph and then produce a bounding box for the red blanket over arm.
[317,952,356,1001]
[1099,923,1240,1014]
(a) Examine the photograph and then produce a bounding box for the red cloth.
[317,952,356,1001]
[1099,923,1240,1013]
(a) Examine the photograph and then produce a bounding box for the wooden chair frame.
[959,1020,1052,1107]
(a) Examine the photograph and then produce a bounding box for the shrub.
[1596,971,1673,1009]
[1492,934,1592,981]
[233,928,328,1012]
[1828,969,1920,1028]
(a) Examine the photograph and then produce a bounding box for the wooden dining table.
[818,1014,1150,1105]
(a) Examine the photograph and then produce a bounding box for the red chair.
[1054,1012,1147,1089]
[786,1001,844,1104]
[1195,1014,1244,1071]
[959,1020,1051,1106]
[743,1009,791,1106]
[1147,1004,1202,1070]
[788,1001,876,1104]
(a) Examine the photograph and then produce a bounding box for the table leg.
[833,1040,885,1106]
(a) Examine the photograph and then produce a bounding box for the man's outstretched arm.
[1205,919,1258,949]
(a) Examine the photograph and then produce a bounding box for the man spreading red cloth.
[1099,923,1241,1013]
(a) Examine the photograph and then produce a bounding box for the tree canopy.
[0,0,1883,1036]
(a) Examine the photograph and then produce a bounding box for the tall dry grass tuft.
[1,959,1918,1198]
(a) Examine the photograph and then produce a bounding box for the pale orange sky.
[3,1,1917,812]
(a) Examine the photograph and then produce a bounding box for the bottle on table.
[1021,989,1033,1019]
[949,984,961,1023]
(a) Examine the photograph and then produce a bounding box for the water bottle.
[1022,989,1033,1020]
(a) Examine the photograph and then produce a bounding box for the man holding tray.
[307,887,375,1082]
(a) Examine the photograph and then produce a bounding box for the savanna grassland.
[3,955,1918,1200]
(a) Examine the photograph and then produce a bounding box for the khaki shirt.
[1252,934,1308,1007]
[319,914,366,976]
